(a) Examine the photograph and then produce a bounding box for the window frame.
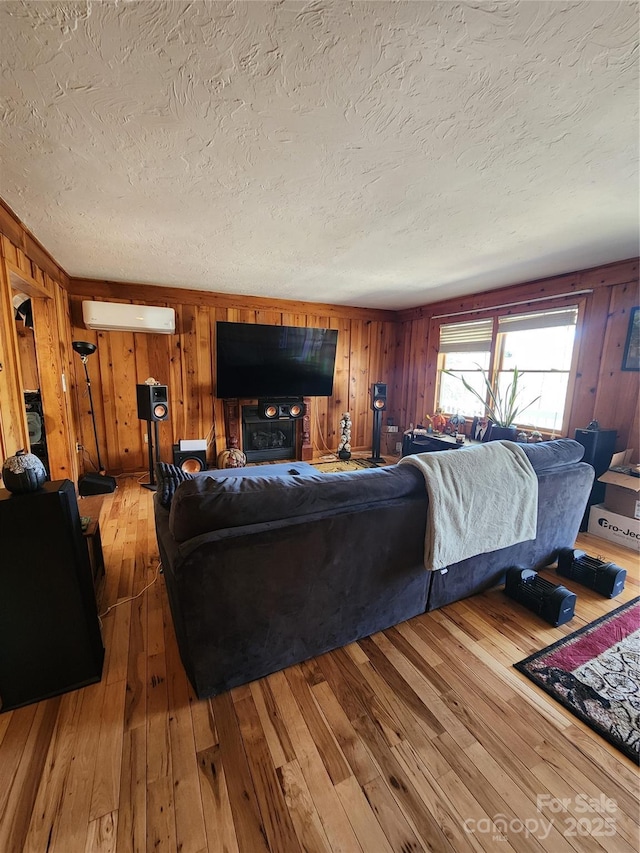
[434,297,585,436]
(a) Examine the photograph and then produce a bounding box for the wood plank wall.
[1,198,637,478]
[0,212,78,484]
[67,281,399,473]
[16,324,39,391]
[396,259,639,452]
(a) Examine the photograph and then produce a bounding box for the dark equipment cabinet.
[574,428,617,531]
[402,432,464,456]
[0,480,104,711]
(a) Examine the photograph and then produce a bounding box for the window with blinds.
[437,306,578,433]
[439,319,493,353]
[437,320,493,417]
[497,306,578,334]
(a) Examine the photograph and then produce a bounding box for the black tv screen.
[216,322,338,399]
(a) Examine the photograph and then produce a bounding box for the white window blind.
[498,306,578,334]
[439,319,493,353]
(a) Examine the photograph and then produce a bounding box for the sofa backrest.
[167,439,586,543]
[168,465,425,542]
[518,438,585,470]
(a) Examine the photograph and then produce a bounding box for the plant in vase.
[337,412,352,459]
[442,365,540,441]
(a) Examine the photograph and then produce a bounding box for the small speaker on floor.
[556,548,626,598]
[504,567,576,626]
[78,472,118,496]
[172,444,207,473]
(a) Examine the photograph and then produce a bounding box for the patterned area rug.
[311,458,379,473]
[515,597,640,763]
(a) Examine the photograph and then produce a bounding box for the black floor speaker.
[574,428,617,530]
[78,472,118,496]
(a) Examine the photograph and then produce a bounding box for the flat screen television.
[216,321,338,399]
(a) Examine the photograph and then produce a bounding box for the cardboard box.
[587,504,640,552]
[598,450,640,520]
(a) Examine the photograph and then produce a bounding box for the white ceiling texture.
[1,1,638,310]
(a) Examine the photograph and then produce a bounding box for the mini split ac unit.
[82,301,175,334]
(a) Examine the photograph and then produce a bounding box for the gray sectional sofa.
[154,440,594,698]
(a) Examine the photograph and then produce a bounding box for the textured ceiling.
[1,1,638,310]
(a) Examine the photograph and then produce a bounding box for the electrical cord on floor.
[81,447,99,472]
[98,563,162,629]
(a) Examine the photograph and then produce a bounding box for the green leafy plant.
[442,365,540,428]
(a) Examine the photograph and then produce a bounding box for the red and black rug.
[515,597,640,763]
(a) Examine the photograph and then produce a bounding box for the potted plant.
[442,365,540,441]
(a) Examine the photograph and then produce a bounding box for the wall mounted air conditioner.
[82,301,175,334]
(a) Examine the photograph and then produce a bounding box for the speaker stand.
[368,408,386,464]
[141,421,160,491]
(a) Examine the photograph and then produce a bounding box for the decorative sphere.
[2,449,47,493]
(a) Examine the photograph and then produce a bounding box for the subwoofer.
[172,444,207,473]
[371,383,387,411]
[136,384,169,421]
[258,398,304,420]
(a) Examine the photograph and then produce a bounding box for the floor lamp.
[73,341,117,495]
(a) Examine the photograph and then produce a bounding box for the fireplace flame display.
[242,407,295,462]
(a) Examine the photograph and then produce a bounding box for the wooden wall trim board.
[396,257,639,322]
[0,200,68,286]
[0,259,30,460]
[6,258,53,300]
[68,277,398,324]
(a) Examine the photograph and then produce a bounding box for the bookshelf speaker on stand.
[136,384,169,491]
[368,383,387,464]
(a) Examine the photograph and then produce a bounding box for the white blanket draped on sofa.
[398,440,538,571]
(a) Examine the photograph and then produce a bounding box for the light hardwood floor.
[1,474,638,852]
